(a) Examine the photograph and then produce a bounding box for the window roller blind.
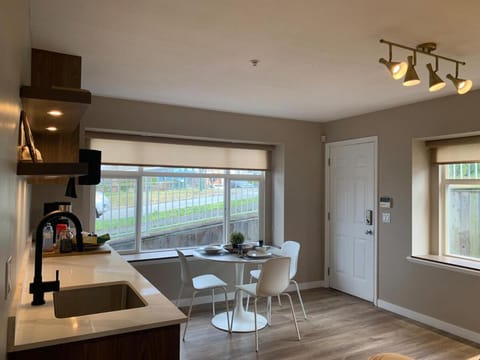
[427,136,480,164]
[89,137,270,170]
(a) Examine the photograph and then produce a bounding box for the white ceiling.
[29,0,480,122]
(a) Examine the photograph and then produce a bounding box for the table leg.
[211,263,267,332]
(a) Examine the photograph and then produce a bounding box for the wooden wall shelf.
[20,86,91,134]
[16,49,97,183]
[16,162,88,177]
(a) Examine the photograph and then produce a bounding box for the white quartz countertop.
[9,246,186,352]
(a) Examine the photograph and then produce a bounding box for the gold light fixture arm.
[379,39,466,66]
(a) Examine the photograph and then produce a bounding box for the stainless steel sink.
[53,281,147,318]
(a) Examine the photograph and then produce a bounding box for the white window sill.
[122,249,197,264]
[408,255,480,276]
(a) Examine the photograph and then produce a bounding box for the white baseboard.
[176,292,235,308]
[288,280,326,291]
[377,299,480,344]
[176,280,326,308]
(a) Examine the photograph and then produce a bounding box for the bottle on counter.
[59,228,74,253]
[42,222,54,252]
[55,223,68,246]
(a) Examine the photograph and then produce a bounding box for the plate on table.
[202,245,223,255]
[246,250,272,259]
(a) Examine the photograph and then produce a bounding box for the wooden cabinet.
[8,324,180,360]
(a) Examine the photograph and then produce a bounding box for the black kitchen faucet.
[29,210,84,305]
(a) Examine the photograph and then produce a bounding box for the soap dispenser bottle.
[42,222,54,252]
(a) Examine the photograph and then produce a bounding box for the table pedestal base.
[211,311,267,333]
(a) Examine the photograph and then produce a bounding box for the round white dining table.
[193,248,278,333]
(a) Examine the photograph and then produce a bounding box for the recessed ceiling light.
[46,126,58,132]
[47,110,63,116]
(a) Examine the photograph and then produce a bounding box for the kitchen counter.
[8,245,187,352]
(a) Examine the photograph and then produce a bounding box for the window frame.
[91,166,265,255]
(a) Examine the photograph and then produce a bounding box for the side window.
[442,163,480,260]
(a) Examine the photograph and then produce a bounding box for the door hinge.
[327,212,330,221]
[328,158,331,167]
[327,267,330,276]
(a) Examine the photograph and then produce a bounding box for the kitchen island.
[7,246,186,359]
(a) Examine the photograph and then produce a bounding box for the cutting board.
[43,247,111,257]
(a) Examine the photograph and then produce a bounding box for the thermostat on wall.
[379,196,392,208]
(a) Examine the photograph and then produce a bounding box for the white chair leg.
[254,298,259,352]
[245,274,253,311]
[222,286,230,332]
[266,296,272,326]
[176,283,184,307]
[292,279,307,319]
[183,291,197,341]
[283,293,301,341]
[229,289,240,333]
[212,288,216,316]
[277,294,282,306]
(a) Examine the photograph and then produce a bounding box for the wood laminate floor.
[179,288,480,360]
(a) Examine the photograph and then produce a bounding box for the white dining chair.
[176,249,230,341]
[230,257,301,352]
[246,241,307,320]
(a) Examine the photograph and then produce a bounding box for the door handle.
[365,210,373,225]
[365,230,373,235]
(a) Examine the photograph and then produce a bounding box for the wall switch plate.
[380,196,392,208]
[382,212,391,223]
[5,256,12,300]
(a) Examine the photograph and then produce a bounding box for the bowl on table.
[223,243,254,254]
[202,245,223,255]
[240,243,253,254]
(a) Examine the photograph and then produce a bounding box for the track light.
[403,55,420,87]
[446,63,472,94]
[379,44,407,80]
[426,61,445,92]
[379,39,473,95]
[379,58,407,80]
[446,75,472,95]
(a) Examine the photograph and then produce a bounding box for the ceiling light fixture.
[426,58,445,92]
[379,44,407,80]
[47,110,63,116]
[46,126,58,132]
[379,39,472,95]
[403,54,420,87]
[447,63,473,95]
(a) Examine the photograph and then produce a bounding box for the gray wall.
[0,0,31,359]
[86,95,324,285]
[324,90,480,333]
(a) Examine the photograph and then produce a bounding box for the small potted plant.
[230,231,245,249]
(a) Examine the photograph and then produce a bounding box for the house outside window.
[441,163,480,260]
[94,166,265,253]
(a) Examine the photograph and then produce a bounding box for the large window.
[442,163,480,260]
[94,166,264,253]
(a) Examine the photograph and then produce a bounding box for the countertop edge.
[9,244,186,352]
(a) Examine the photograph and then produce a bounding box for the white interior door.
[327,138,376,302]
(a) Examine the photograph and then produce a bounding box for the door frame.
[324,136,378,305]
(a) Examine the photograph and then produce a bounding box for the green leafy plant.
[230,231,245,246]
